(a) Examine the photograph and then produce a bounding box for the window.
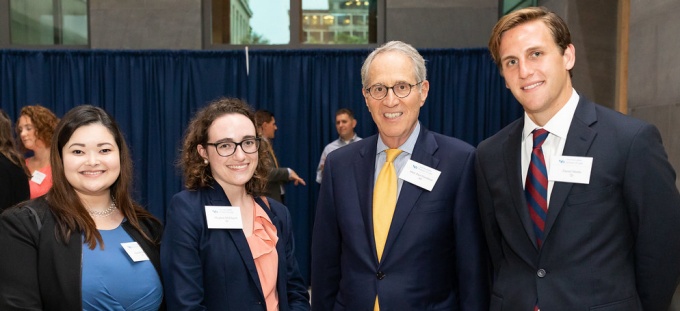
[212,0,289,45]
[205,0,383,48]
[9,0,88,45]
[301,0,375,45]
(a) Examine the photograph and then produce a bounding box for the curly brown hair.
[15,105,59,152]
[180,98,272,195]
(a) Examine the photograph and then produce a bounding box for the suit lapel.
[206,186,265,300]
[355,136,380,262]
[503,121,541,249]
[543,98,597,241]
[381,129,436,264]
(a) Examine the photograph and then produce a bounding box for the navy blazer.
[476,97,680,311]
[161,183,310,310]
[312,126,490,311]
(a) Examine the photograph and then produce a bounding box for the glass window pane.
[61,0,89,45]
[212,0,290,45]
[10,0,55,45]
[10,0,89,45]
[302,0,375,45]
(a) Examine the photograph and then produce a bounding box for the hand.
[289,169,306,186]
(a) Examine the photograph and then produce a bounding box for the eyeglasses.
[365,81,422,100]
[205,137,261,157]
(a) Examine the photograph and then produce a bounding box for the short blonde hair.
[488,6,572,71]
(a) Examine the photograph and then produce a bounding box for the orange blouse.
[246,201,280,310]
[26,161,52,199]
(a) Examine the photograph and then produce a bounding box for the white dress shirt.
[521,89,579,206]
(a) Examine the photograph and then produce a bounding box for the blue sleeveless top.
[82,223,162,311]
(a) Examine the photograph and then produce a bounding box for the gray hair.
[360,41,427,88]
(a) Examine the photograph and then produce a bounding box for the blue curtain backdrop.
[0,48,522,282]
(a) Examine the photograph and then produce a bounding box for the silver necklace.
[87,199,118,217]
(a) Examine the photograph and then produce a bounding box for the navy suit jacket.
[311,126,490,311]
[476,97,680,311]
[161,183,310,310]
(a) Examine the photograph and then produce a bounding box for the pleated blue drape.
[0,48,522,283]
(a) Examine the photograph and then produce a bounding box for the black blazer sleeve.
[0,206,44,310]
[0,155,30,212]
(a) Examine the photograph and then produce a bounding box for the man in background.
[316,108,362,184]
[476,7,680,310]
[255,109,305,203]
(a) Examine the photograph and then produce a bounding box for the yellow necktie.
[373,148,402,261]
[373,149,402,311]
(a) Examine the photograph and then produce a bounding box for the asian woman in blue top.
[0,105,164,311]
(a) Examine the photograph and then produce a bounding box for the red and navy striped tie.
[526,128,549,248]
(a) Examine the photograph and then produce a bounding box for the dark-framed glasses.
[365,81,422,100]
[205,137,261,157]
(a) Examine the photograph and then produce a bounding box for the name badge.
[399,159,441,191]
[31,170,46,185]
[121,242,150,262]
[549,156,593,184]
[205,206,243,229]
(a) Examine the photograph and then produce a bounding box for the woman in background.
[0,105,163,310]
[0,109,30,212]
[162,98,309,310]
[16,105,59,198]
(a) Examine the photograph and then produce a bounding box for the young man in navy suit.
[312,41,490,311]
[476,7,680,311]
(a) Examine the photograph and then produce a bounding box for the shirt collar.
[377,122,420,155]
[523,88,579,141]
[340,133,358,144]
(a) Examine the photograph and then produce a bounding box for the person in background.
[16,105,59,198]
[315,108,362,184]
[254,109,306,203]
[162,98,309,310]
[476,6,680,310]
[312,41,489,311]
[0,105,164,310]
[0,109,30,212]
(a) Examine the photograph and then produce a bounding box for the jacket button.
[537,269,546,278]
[376,271,385,280]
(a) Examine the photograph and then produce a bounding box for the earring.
[204,159,209,164]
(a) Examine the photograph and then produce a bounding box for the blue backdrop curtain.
[0,48,522,282]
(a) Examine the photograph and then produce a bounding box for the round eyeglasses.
[205,137,261,157]
[365,81,422,100]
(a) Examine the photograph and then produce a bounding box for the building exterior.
[302,0,371,44]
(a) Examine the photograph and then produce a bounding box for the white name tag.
[121,242,150,262]
[31,170,46,185]
[399,159,441,191]
[549,156,593,184]
[205,206,243,229]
